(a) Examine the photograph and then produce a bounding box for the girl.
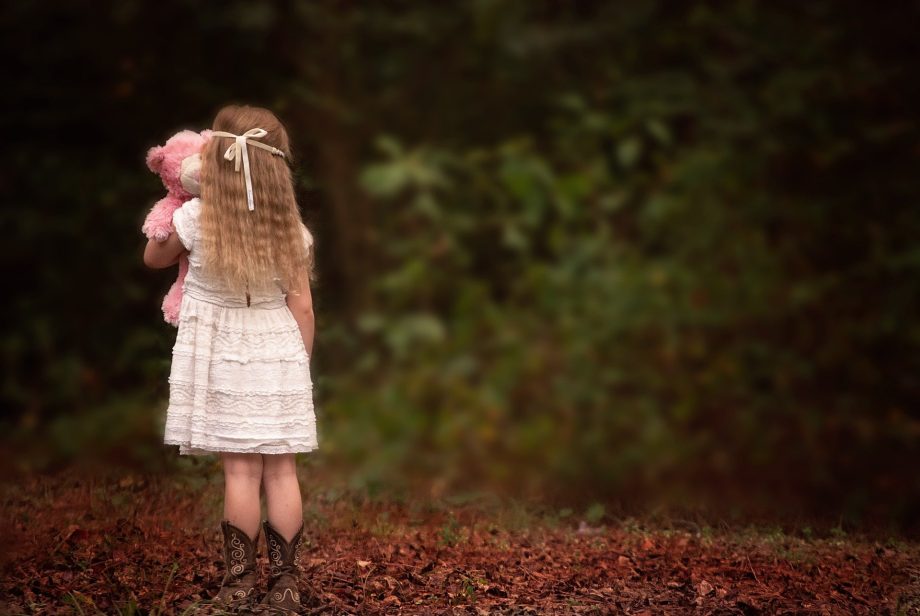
[144,105,317,612]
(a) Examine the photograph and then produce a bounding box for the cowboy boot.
[213,520,260,609]
[259,519,305,613]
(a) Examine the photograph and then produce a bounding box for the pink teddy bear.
[142,129,211,326]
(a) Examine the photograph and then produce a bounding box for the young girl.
[143,105,317,612]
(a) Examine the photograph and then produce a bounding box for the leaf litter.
[1,469,918,615]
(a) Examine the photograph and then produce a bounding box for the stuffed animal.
[142,129,211,326]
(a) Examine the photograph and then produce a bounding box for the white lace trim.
[171,343,307,363]
[168,381,313,397]
[165,439,319,456]
[170,349,307,365]
[174,329,299,342]
[177,324,300,342]
[168,356,312,393]
[164,419,316,438]
[166,417,316,431]
[164,412,318,450]
[174,322,304,337]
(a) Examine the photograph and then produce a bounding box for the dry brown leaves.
[1,470,918,615]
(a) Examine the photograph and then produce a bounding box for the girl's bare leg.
[262,453,303,541]
[221,452,263,540]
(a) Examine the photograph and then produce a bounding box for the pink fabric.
[142,129,211,326]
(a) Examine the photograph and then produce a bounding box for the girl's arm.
[285,270,314,357]
[143,233,187,269]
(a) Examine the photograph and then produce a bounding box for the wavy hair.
[198,104,314,295]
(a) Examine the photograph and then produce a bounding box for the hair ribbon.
[212,128,285,211]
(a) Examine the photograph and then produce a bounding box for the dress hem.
[164,439,320,456]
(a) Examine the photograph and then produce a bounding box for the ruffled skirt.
[163,292,318,456]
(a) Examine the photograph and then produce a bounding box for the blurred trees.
[3,1,919,528]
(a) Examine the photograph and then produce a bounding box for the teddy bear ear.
[199,129,213,143]
[146,145,166,173]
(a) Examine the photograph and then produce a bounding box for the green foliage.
[439,513,462,548]
[5,0,920,526]
[585,504,606,526]
[317,1,920,521]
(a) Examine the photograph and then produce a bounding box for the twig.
[358,564,375,611]
[746,555,764,587]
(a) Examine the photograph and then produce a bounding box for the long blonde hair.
[199,104,314,294]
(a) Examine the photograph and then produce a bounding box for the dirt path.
[2,469,918,614]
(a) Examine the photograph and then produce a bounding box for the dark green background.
[3,1,919,533]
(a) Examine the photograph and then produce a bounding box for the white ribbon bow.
[211,128,285,211]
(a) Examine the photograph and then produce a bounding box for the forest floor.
[1,465,918,615]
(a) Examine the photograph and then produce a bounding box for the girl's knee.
[222,452,263,480]
[262,453,297,480]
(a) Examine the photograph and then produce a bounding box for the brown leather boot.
[213,520,260,609]
[258,519,305,613]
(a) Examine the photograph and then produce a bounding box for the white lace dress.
[163,198,318,456]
